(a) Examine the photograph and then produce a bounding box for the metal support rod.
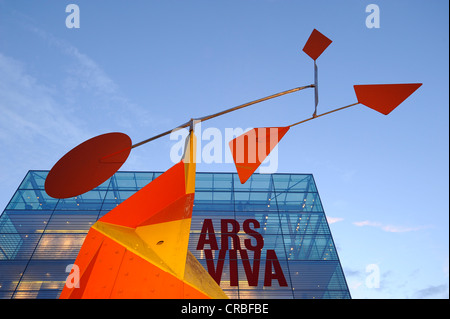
[197,84,314,123]
[181,118,196,160]
[130,84,314,149]
[289,102,360,128]
[313,61,318,117]
[130,123,190,149]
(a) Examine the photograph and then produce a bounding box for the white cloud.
[349,281,363,290]
[413,284,449,299]
[0,51,94,212]
[0,25,146,211]
[352,220,430,233]
[0,53,89,147]
[28,26,164,132]
[327,216,344,224]
[380,224,425,233]
[353,220,382,227]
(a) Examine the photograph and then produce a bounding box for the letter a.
[66,4,80,29]
[65,264,80,288]
[365,264,380,288]
[365,4,380,29]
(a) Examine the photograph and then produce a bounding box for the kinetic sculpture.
[45,29,421,299]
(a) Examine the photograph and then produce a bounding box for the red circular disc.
[45,132,132,199]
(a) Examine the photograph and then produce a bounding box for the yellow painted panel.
[92,221,177,277]
[183,132,196,194]
[135,218,192,279]
[184,250,229,299]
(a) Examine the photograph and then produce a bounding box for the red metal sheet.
[98,161,187,228]
[229,127,290,184]
[302,29,332,61]
[45,132,131,199]
[354,83,422,115]
[80,236,127,299]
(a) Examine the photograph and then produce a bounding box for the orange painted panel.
[229,127,290,184]
[79,236,126,298]
[45,132,131,199]
[302,29,332,61]
[98,161,187,228]
[60,242,102,299]
[59,228,105,299]
[183,282,211,299]
[138,193,195,226]
[110,250,186,299]
[354,83,422,115]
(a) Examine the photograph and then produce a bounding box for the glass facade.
[0,170,350,299]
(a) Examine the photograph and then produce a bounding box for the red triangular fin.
[229,127,290,184]
[354,83,422,115]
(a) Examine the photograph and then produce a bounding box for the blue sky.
[0,0,448,299]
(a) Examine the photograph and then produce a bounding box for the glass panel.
[135,172,154,188]
[55,196,104,211]
[0,230,24,260]
[280,213,330,235]
[32,234,85,260]
[272,174,316,192]
[234,192,276,212]
[92,178,111,191]
[111,172,137,190]
[233,174,272,192]
[45,212,97,233]
[233,212,281,236]
[0,261,27,291]
[274,192,322,212]
[284,235,337,261]
[194,191,234,211]
[6,190,58,211]
[0,211,51,234]
[18,171,48,190]
[212,173,233,191]
[4,234,41,261]
[196,173,213,190]
[15,260,69,298]
[289,260,348,299]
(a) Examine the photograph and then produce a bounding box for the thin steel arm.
[131,85,314,149]
[198,84,314,123]
[289,102,360,128]
[130,122,190,149]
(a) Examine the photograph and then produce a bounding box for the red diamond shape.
[302,29,332,61]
